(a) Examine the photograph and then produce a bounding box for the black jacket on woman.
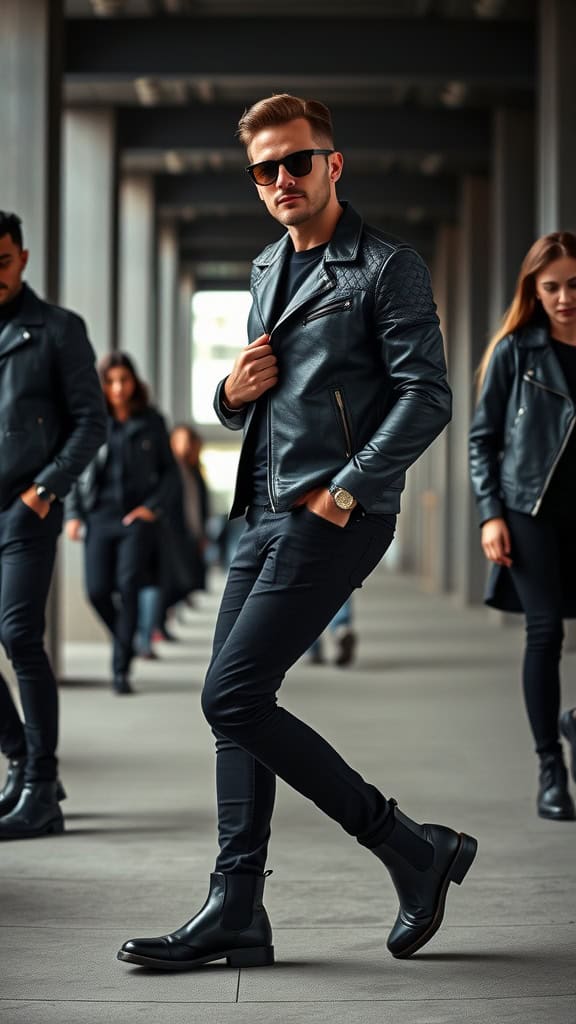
[65,407,179,522]
[469,321,576,614]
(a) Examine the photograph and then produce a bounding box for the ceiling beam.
[65,16,534,87]
[117,106,491,158]
[157,171,458,219]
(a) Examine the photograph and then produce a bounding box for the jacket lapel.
[250,202,363,335]
[0,284,45,360]
[251,233,291,333]
[520,324,574,399]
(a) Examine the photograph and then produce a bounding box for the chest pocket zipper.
[333,388,353,458]
[303,299,351,324]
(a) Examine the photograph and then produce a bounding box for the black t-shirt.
[248,242,328,505]
[540,338,576,513]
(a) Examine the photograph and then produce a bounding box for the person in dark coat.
[0,210,107,840]
[469,230,576,822]
[170,424,210,595]
[65,352,179,695]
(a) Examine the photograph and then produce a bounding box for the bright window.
[191,290,252,425]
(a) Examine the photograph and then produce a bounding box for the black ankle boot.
[0,759,67,817]
[537,752,575,821]
[113,675,133,695]
[117,872,274,970]
[0,781,64,839]
[559,709,576,784]
[371,802,477,959]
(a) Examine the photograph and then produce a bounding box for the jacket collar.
[252,201,362,269]
[4,283,45,328]
[515,321,552,349]
[0,284,45,358]
[517,322,574,398]
[251,202,362,333]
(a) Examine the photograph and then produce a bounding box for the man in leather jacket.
[0,211,107,839]
[118,95,477,971]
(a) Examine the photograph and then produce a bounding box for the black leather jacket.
[214,203,451,517]
[0,284,107,510]
[65,408,180,521]
[469,323,576,524]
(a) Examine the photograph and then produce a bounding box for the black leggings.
[506,508,576,756]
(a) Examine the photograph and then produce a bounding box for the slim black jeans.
[506,507,576,756]
[0,498,63,783]
[202,504,396,875]
[84,514,157,676]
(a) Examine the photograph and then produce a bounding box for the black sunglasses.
[245,149,335,186]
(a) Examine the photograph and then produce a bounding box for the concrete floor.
[1,567,575,1023]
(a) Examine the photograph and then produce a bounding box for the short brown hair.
[237,94,334,154]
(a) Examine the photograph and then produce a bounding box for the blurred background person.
[308,597,357,666]
[170,424,210,600]
[65,352,178,695]
[151,423,212,643]
[469,231,576,822]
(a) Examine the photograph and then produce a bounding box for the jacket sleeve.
[63,480,84,522]
[213,378,248,431]
[468,335,515,525]
[142,413,181,517]
[34,312,108,499]
[331,247,452,511]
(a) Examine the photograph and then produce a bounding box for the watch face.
[334,488,354,510]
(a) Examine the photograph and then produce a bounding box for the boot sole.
[390,832,478,960]
[537,804,575,821]
[117,945,275,970]
[0,816,64,840]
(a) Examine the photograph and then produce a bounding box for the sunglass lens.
[252,161,278,185]
[283,152,312,177]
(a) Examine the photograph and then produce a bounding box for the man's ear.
[21,249,29,271]
[329,152,344,183]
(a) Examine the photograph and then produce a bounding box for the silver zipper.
[303,299,351,325]
[334,389,352,458]
[522,373,570,401]
[524,376,575,515]
[265,398,275,511]
[531,416,576,515]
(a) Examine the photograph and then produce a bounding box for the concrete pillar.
[157,221,179,419]
[428,224,460,594]
[491,109,536,331]
[173,267,195,424]
[61,109,118,357]
[118,174,156,382]
[538,0,576,233]
[60,111,119,646]
[0,0,62,297]
[449,177,492,606]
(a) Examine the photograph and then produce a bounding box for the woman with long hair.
[470,231,576,820]
[65,352,178,694]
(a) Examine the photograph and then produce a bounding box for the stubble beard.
[272,179,331,228]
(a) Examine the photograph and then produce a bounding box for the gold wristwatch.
[329,484,356,511]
